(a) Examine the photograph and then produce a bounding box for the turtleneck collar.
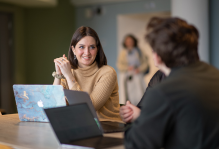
[75,61,99,77]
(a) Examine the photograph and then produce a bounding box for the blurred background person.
[117,34,149,106]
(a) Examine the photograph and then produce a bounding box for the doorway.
[0,12,16,114]
[117,12,170,104]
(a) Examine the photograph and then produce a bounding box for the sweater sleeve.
[69,81,82,91]
[61,79,69,89]
[64,67,117,111]
[89,70,117,111]
[62,69,82,91]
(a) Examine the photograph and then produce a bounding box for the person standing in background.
[117,35,149,105]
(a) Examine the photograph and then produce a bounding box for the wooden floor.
[0,114,124,149]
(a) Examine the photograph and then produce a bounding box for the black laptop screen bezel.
[44,103,103,144]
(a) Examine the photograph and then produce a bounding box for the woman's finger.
[63,54,68,60]
[55,60,63,66]
[55,57,66,61]
[54,58,62,63]
[121,106,132,113]
[55,62,61,67]
[56,58,65,64]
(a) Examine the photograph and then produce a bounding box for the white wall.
[117,12,170,104]
[171,0,209,63]
[75,0,171,70]
[117,12,170,84]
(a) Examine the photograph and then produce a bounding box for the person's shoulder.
[201,61,219,73]
[119,49,127,55]
[142,84,170,109]
[98,65,117,76]
[146,73,179,101]
[155,70,164,76]
[148,70,166,88]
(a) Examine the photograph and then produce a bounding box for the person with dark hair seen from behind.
[117,34,149,106]
[124,17,219,149]
[53,26,122,122]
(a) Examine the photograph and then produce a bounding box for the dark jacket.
[125,61,219,149]
[137,70,166,109]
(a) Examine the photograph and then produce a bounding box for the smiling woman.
[53,26,122,122]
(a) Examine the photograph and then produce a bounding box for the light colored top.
[117,48,148,72]
[127,48,141,67]
[61,62,122,122]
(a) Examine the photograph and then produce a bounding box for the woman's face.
[72,36,98,68]
[125,36,134,50]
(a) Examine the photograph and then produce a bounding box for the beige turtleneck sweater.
[61,62,122,122]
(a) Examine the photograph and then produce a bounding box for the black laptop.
[64,89,125,133]
[44,103,123,149]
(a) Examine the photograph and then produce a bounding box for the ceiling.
[70,0,143,6]
[0,0,143,7]
[0,0,58,7]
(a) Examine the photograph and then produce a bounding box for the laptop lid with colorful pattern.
[13,85,66,122]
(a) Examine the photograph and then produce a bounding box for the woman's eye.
[79,46,84,49]
[90,46,95,49]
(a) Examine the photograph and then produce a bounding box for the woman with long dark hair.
[53,26,122,122]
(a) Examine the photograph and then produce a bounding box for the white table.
[0,114,125,149]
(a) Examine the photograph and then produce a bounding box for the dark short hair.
[146,17,199,68]
[68,26,107,69]
[123,34,138,49]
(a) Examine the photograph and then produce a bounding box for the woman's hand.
[54,60,62,74]
[54,54,72,79]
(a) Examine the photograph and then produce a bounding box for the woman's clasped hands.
[54,54,72,79]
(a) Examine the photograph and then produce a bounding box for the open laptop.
[44,103,124,149]
[13,85,66,122]
[64,89,125,133]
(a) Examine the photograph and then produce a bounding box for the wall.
[210,0,219,69]
[171,0,209,63]
[0,0,76,85]
[117,12,170,84]
[0,3,26,84]
[25,0,76,84]
[75,0,171,71]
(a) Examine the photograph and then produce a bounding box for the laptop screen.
[44,103,102,144]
